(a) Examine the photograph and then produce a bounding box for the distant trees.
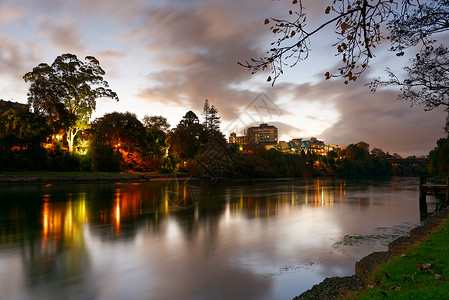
[24,53,118,152]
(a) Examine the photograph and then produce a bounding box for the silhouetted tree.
[142,115,171,133]
[179,110,199,127]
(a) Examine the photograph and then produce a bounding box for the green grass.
[347,220,449,299]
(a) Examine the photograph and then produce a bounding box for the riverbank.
[294,207,449,299]
[0,171,189,184]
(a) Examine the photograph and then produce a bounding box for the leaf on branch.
[325,6,331,14]
[341,22,348,34]
[291,30,296,37]
[292,0,298,4]
[289,10,293,15]
[264,18,270,25]
[267,76,272,82]
[396,51,405,57]
[325,72,331,79]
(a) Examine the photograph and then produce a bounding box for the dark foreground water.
[0,177,434,300]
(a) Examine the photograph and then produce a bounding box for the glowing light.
[114,190,121,235]
[42,202,49,241]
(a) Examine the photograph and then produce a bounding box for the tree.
[24,53,119,152]
[91,112,146,153]
[179,110,199,127]
[142,115,171,133]
[170,112,205,161]
[202,99,221,132]
[428,137,449,175]
[90,112,149,170]
[202,99,211,130]
[240,0,448,84]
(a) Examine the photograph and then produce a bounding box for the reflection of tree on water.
[0,186,96,299]
[25,199,95,298]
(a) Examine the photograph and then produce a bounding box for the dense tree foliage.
[24,53,118,152]
[90,112,151,171]
[428,137,449,176]
[142,115,171,133]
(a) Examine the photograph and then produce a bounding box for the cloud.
[316,78,446,156]
[0,6,24,23]
[37,17,85,53]
[132,0,283,120]
[0,35,42,99]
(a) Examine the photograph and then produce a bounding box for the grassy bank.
[347,218,449,299]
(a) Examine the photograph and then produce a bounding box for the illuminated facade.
[229,132,248,144]
[247,123,278,146]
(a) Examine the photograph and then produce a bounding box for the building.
[275,141,290,152]
[305,137,325,155]
[229,132,248,145]
[247,123,278,146]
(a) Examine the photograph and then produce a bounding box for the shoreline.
[294,207,449,300]
[0,172,188,184]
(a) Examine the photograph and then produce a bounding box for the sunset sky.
[0,0,446,156]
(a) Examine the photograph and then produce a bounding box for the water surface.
[0,177,430,299]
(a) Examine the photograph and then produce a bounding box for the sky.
[0,0,446,157]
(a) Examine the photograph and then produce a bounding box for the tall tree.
[24,53,119,152]
[202,99,211,130]
[207,105,221,132]
[202,99,221,132]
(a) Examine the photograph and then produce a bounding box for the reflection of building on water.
[226,179,346,219]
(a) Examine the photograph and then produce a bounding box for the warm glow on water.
[0,177,430,300]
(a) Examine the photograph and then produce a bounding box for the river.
[0,177,435,300]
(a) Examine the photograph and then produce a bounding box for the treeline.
[187,141,397,178]
[0,101,412,177]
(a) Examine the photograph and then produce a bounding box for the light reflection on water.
[0,177,429,300]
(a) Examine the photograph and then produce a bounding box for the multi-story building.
[247,123,278,146]
[229,132,248,144]
[229,123,278,146]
